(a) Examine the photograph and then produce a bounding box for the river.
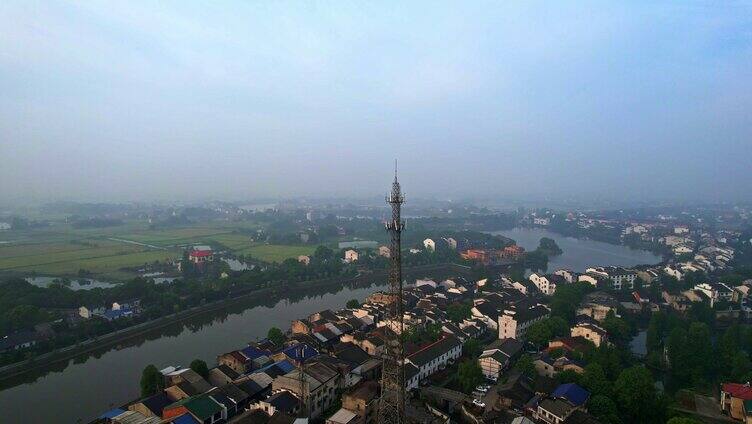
[489,227,662,272]
[0,280,389,424]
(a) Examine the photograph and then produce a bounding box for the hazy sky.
[1,1,751,204]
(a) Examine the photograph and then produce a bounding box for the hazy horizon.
[1,1,751,205]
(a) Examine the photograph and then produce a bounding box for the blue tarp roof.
[99,408,126,419]
[282,343,318,361]
[275,359,295,373]
[171,413,200,424]
[254,360,295,378]
[552,383,590,406]
[240,345,269,360]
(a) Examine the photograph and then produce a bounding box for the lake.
[0,280,388,424]
[489,227,662,272]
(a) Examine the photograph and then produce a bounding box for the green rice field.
[0,220,313,279]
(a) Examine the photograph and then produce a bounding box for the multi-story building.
[529,273,564,296]
[272,361,341,419]
[405,335,462,383]
[498,305,550,340]
[585,266,637,290]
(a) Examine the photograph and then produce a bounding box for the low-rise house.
[218,344,274,374]
[207,365,240,388]
[547,337,593,355]
[378,246,391,257]
[553,269,577,284]
[721,382,752,421]
[576,291,618,322]
[188,246,214,265]
[664,265,684,281]
[534,383,589,424]
[498,305,550,340]
[423,238,436,251]
[536,398,574,424]
[253,389,300,417]
[331,380,379,424]
[163,369,212,394]
[128,392,172,418]
[101,410,162,424]
[570,323,608,347]
[297,255,311,265]
[344,249,359,263]
[478,338,524,380]
[0,331,40,353]
[163,394,225,424]
[327,408,359,424]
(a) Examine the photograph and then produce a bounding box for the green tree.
[346,299,360,309]
[602,310,632,346]
[556,369,582,385]
[190,359,209,378]
[513,354,536,379]
[527,320,553,349]
[457,360,484,393]
[686,322,714,385]
[447,303,472,323]
[588,395,620,424]
[646,311,666,353]
[140,364,163,397]
[267,327,286,346]
[614,366,663,423]
[731,351,752,382]
[581,363,611,397]
[463,339,483,359]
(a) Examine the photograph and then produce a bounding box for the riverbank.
[0,262,471,384]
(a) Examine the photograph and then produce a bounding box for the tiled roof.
[407,335,461,367]
[168,395,222,420]
[140,392,172,416]
[266,390,299,413]
[723,383,752,400]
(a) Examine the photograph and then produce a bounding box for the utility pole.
[378,162,406,423]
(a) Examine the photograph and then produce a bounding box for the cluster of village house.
[93,268,598,424]
[91,241,751,424]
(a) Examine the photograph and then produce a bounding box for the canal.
[489,227,662,272]
[0,280,388,424]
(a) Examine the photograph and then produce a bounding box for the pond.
[489,227,662,273]
[25,276,119,290]
[223,258,252,271]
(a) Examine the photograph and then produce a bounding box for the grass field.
[0,220,311,279]
[237,244,316,263]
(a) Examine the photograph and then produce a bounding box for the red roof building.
[188,247,214,264]
[721,382,752,420]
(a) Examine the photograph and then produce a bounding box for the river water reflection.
[490,227,662,272]
[0,280,388,424]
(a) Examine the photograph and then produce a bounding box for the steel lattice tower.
[378,163,406,424]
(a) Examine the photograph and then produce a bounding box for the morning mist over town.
[1,2,751,205]
[1,2,752,424]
